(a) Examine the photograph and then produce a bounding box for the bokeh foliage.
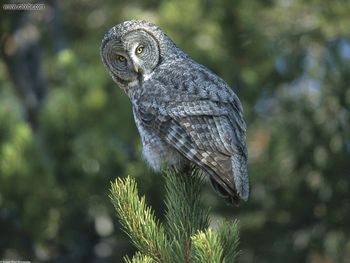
[0,0,349,262]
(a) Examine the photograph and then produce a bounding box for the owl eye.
[116,55,126,62]
[135,45,144,55]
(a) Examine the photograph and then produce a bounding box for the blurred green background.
[0,0,349,262]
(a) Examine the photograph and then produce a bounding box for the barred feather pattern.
[131,61,249,204]
[101,20,249,205]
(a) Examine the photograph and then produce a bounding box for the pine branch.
[110,176,170,262]
[191,229,224,263]
[109,168,241,263]
[191,220,240,263]
[124,252,157,263]
[164,166,210,263]
[217,219,240,262]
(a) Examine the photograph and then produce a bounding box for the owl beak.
[132,59,144,75]
[134,63,144,76]
[133,64,139,74]
[128,57,139,74]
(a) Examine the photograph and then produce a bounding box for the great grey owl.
[100,20,248,205]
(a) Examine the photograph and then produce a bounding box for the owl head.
[101,20,179,88]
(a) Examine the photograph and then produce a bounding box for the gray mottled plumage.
[100,20,249,205]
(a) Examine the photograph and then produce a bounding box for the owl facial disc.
[101,25,161,87]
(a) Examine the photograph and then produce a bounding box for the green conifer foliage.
[110,168,240,263]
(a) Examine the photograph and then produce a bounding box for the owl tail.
[209,178,240,206]
[231,153,249,201]
[209,153,249,206]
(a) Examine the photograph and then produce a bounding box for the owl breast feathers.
[101,20,249,205]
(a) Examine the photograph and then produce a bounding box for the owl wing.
[137,98,248,205]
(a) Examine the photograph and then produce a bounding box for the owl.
[101,20,248,205]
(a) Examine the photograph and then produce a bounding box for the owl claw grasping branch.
[101,20,249,205]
